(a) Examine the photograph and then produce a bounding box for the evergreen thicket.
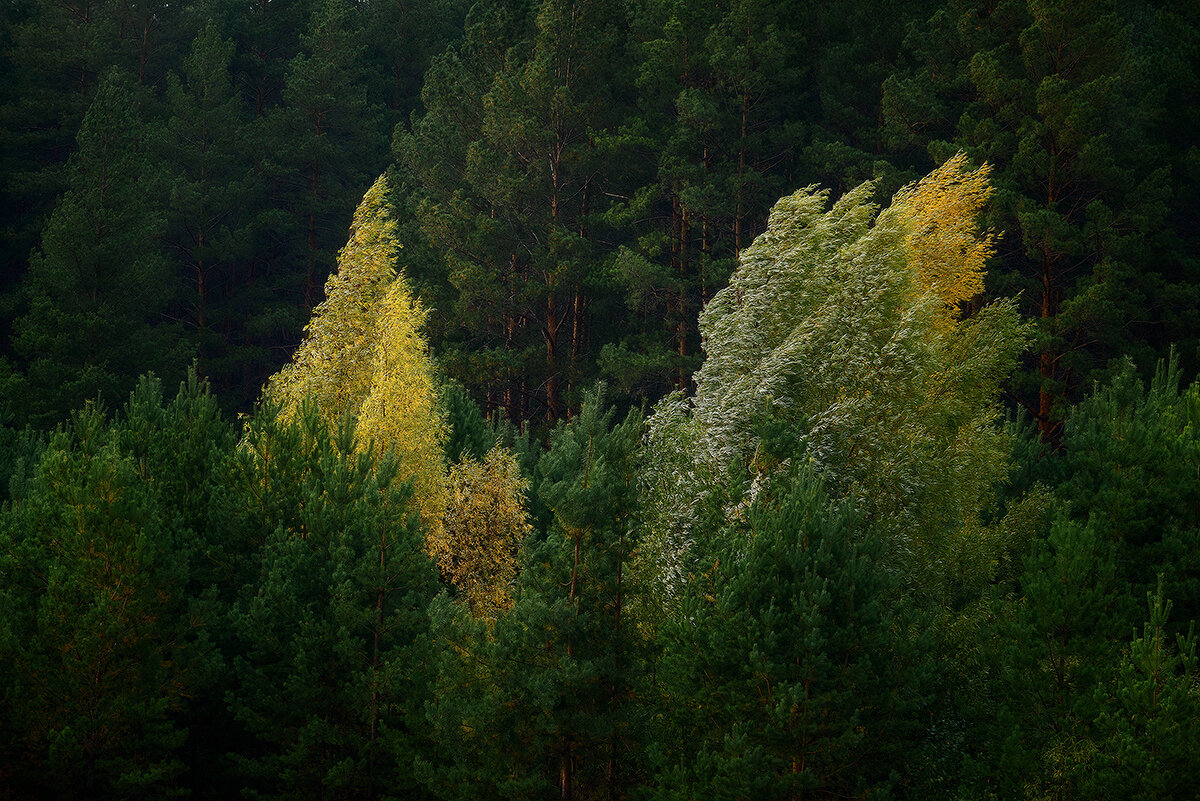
[2,1,1198,798]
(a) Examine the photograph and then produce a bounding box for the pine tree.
[399,0,636,421]
[1087,582,1200,801]
[951,358,1200,798]
[647,466,932,800]
[156,21,260,396]
[442,379,495,465]
[883,0,1185,439]
[271,0,379,309]
[0,395,212,799]
[1048,357,1200,626]
[11,67,187,428]
[229,405,439,800]
[979,512,1127,799]
[424,387,647,800]
[116,371,252,798]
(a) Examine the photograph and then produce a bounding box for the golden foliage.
[266,174,401,420]
[891,152,994,321]
[645,153,1029,601]
[264,174,449,538]
[437,446,532,619]
[356,279,448,539]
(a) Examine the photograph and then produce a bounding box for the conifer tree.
[116,372,251,798]
[229,405,439,800]
[0,397,211,799]
[156,21,259,392]
[424,387,647,800]
[949,359,1200,798]
[1046,358,1200,626]
[621,0,811,395]
[0,0,187,290]
[399,0,635,421]
[1088,582,1200,801]
[442,379,495,465]
[883,0,1185,439]
[272,0,379,308]
[980,512,1126,799]
[647,466,931,800]
[11,68,187,427]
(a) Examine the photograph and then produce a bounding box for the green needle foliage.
[11,68,187,428]
[647,466,934,800]
[1088,582,1200,801]
[228,404,439,801]
[0,375,231,800]
[423,386,647,800]
[1045,357,1200,627]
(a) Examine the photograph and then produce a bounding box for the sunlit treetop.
[891,152,993,320]
[266,174,403,421]
[265,174,448,539]
[642,153,1029,599]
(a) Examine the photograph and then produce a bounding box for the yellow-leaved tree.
[894,152,993,319]
[440,445,533,618]
[268,175,401,419]
[265,174,448,539]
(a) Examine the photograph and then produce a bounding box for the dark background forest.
[1,0,1199,798]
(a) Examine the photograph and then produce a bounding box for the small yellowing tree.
[440,445,533,618]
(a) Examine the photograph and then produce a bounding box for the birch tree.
[266,173,448,540]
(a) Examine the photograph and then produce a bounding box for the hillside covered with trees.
[1,0,1198,798]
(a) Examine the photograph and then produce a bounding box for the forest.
[0,0,1198,798]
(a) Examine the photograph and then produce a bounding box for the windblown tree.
[642,154,1029,595]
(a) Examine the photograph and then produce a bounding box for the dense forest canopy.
[1,0,1199,799]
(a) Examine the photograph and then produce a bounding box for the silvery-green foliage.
[642,161,1029,599]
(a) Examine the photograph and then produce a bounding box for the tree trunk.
[677,205,689,390]
[1037,245,1060,445]
[546,290,560,421]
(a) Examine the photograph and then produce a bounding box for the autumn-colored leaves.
[265,174,530,616]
